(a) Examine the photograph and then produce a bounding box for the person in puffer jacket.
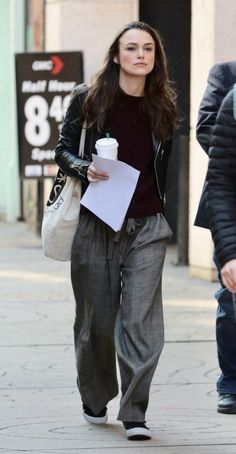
[196,61,236,415]
[205,83,236,413]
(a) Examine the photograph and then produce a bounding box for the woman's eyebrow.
[124,42,154,46]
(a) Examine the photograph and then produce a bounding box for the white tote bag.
[41,125,86,261]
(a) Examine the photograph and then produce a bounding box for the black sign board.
[15,51,83,178]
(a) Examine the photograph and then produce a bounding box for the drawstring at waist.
[106,217,148,259]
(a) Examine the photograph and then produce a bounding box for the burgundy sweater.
[105,90,163,217]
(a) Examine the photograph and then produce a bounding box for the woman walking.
[55,21,176,440]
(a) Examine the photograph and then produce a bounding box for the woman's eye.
[144,47,153,52]
[127,47,136,51]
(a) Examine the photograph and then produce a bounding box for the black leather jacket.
[55,84,172,205]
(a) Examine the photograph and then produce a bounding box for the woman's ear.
[113,55,119,64]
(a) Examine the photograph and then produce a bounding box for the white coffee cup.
[95,138,118,160]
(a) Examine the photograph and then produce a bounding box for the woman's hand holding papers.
[87,162,109,183]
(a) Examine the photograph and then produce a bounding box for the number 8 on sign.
[24,95,50,147]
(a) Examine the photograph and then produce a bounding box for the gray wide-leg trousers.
[71,212,172,422]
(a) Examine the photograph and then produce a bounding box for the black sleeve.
[206,88,236,267]
[196,63,228,154]
[54,84,91,183]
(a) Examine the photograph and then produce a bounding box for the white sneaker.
[83,404,108,424]
[124,422,151,440]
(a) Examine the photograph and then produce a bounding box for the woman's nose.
[137,48,144,58]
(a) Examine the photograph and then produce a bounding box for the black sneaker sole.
[128,434,151,441]
[217,406,236,414]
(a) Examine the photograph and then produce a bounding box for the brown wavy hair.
[83,21,177,140]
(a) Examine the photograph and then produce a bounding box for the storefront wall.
[45,0,139,83]
[2,0,236,282]
[0,0,24,221]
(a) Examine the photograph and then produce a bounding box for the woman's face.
[114,28,155,79]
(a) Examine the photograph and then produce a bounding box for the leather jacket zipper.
[154,141,163,200]
[69,163,85,178]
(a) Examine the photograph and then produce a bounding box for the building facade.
[1,0,236,279]
[189,0,236,279]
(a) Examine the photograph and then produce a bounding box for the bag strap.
[233,83,236,121]
[78,122,86,158]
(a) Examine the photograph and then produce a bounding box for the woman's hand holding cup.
[87,137,118,182]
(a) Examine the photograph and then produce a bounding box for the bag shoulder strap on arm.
[233,83,236,121]
[78,122,86,158]
[74,84,88,159]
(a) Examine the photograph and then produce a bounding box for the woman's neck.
[118,74,145,97]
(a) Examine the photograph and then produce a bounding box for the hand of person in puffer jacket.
[221,259,236,292]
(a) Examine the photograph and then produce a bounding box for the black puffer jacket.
[206,86,236,268]
[54,84,173,204]
[195,61,236,228]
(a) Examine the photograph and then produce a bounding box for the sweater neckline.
[118,87,144,101]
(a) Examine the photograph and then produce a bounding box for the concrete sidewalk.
[0,221,236,453]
